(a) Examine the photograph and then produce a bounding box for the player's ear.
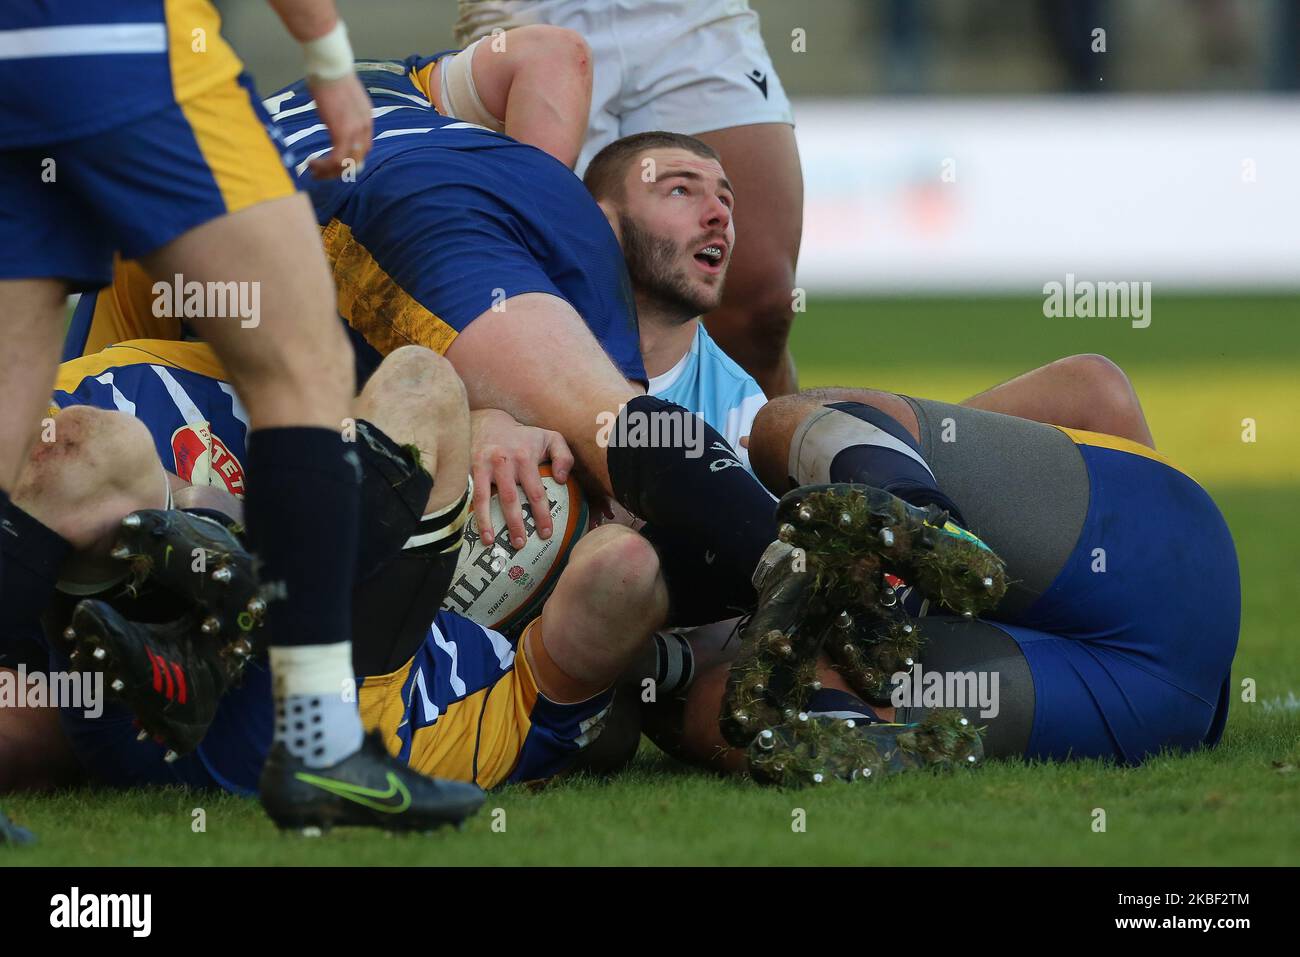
[596,198,621,241]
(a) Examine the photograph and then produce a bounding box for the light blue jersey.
[648,323,767,474]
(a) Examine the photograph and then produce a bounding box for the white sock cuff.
[270,641,356,698]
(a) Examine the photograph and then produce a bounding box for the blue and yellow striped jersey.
[51,340,248,499]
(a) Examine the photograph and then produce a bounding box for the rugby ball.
[440,464,589,636]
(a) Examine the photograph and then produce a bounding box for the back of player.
[65,53,646,386]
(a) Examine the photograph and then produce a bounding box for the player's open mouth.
[694,243,726,273]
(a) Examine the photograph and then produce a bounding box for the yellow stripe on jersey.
[77,259,181,357]
[54,340,227,395]
[165,0,243,105]
[410,62,438,105]
[177,74,296,215]
[357,639,540,790]
[322,219,460,357]
[1055,426,1181,470]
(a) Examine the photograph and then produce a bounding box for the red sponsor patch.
[170,423,246,499]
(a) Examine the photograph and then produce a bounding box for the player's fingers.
[471,457,495,546]
[494,457,527,550]
[307,154,346,180]
[546,432,575,484]
[739,435,750,449]
[516,452,552,541]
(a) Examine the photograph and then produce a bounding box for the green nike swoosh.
[293,770,412,813]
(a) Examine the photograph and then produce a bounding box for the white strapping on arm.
[438,38,506,132]
[302,20,354,82]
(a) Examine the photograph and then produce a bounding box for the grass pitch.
[5,294,1299,866]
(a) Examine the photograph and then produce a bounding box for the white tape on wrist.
[302,20,354,82]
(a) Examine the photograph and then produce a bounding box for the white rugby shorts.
[454,0,794,173]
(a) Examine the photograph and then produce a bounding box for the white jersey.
[454,0,794,174]
[649,323,767,474]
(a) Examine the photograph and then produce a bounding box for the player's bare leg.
[525,524,669,706]
[960,353,1155,448]
[11,406,170,591]
[138,193,353,432]
[0,405,131,799]
[747,388,921,495]
[0,279,65,494]
[138,192,483,829]
[354,346,471,516]
[694,123,803,397]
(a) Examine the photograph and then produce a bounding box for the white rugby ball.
[440,464,589,635]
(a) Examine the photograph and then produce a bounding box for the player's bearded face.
[619,213,725,320]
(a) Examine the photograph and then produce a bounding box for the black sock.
[244,428,359,648]
[606,395,775,599]
[0,499,71,657]
[824,402,967,525]
[639,522,753,625]
[806,688,880,722]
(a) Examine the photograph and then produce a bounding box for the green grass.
[5,294,1300,866]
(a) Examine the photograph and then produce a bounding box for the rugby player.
[454,0,805,398]
[0,0,488,833]
[62,50,798,640]
[0,343,668,807]
[569,131,1238,779]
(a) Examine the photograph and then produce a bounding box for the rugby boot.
[720,541,832,748]
[746,708,983,787]
[259,731,486,834]
[64,599,250,757]
[775,483,1007,618]
[822,594,926,707]
[107,509,267,650]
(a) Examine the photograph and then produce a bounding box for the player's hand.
[306,72,372,180]
[470,409,574,550]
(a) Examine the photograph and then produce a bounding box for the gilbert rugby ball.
[440,464,589,636]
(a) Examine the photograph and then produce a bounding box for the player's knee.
[360,346,467,440]
[571,524,666,619]
[375,345,465,406]
[748,394,820,492]
[1061,353,1144,432]
[20,406,155,501]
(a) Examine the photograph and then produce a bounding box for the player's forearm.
[266,0,340,43]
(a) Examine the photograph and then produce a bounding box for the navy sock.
[606,395,775,597]
[825,402,967,525]
[0,499,70,656]
[244,428,360,648]
[806,687,880,722]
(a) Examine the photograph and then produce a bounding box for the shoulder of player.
[694,324,766,397]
